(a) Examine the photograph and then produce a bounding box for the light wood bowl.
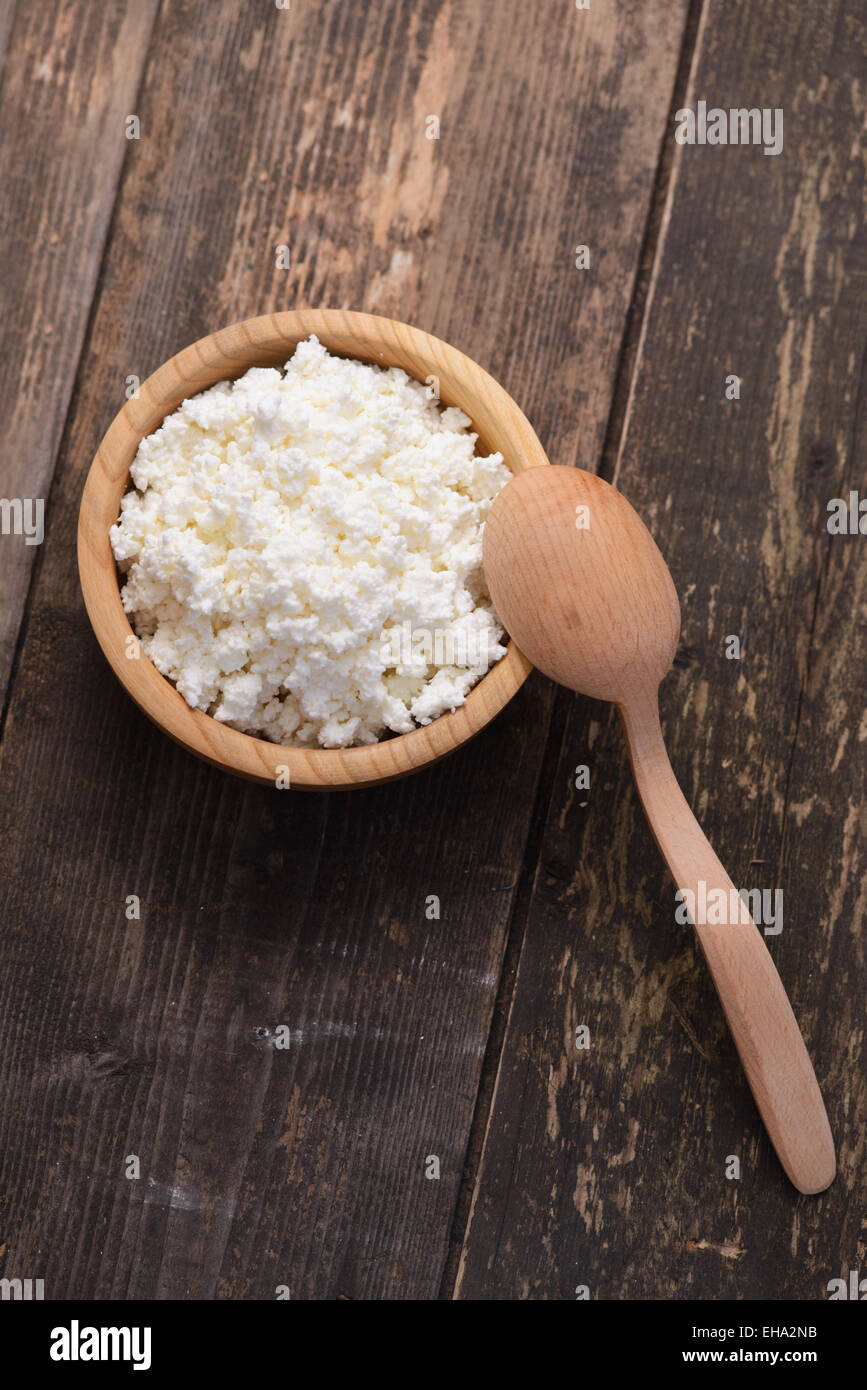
[78,310,550,789]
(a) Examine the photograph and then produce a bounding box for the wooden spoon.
[483,464,835,1194]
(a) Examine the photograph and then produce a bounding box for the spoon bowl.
[484,465,680,703]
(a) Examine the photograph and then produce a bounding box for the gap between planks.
[439,0,708,1299]
[0,1,163,759]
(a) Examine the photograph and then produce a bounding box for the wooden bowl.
[78,310,549,789]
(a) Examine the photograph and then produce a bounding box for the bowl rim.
[77,309,549,789]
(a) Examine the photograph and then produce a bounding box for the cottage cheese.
[110,336,512,748]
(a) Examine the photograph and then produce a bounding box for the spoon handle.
[618,695,835,1195]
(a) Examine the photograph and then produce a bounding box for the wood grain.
[0,0,689,1298]
[0,0,159,706]
[0,4,17,74]
[456,0,867,1298]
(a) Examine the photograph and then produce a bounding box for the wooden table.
[1,0,864,1300]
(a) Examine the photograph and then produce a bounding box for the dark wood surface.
[0,0,862,1301]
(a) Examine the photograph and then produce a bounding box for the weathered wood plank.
[0,0,689,1298]
[0,0,159,707]
[0,4,17,76]
[456,0,867,1298]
